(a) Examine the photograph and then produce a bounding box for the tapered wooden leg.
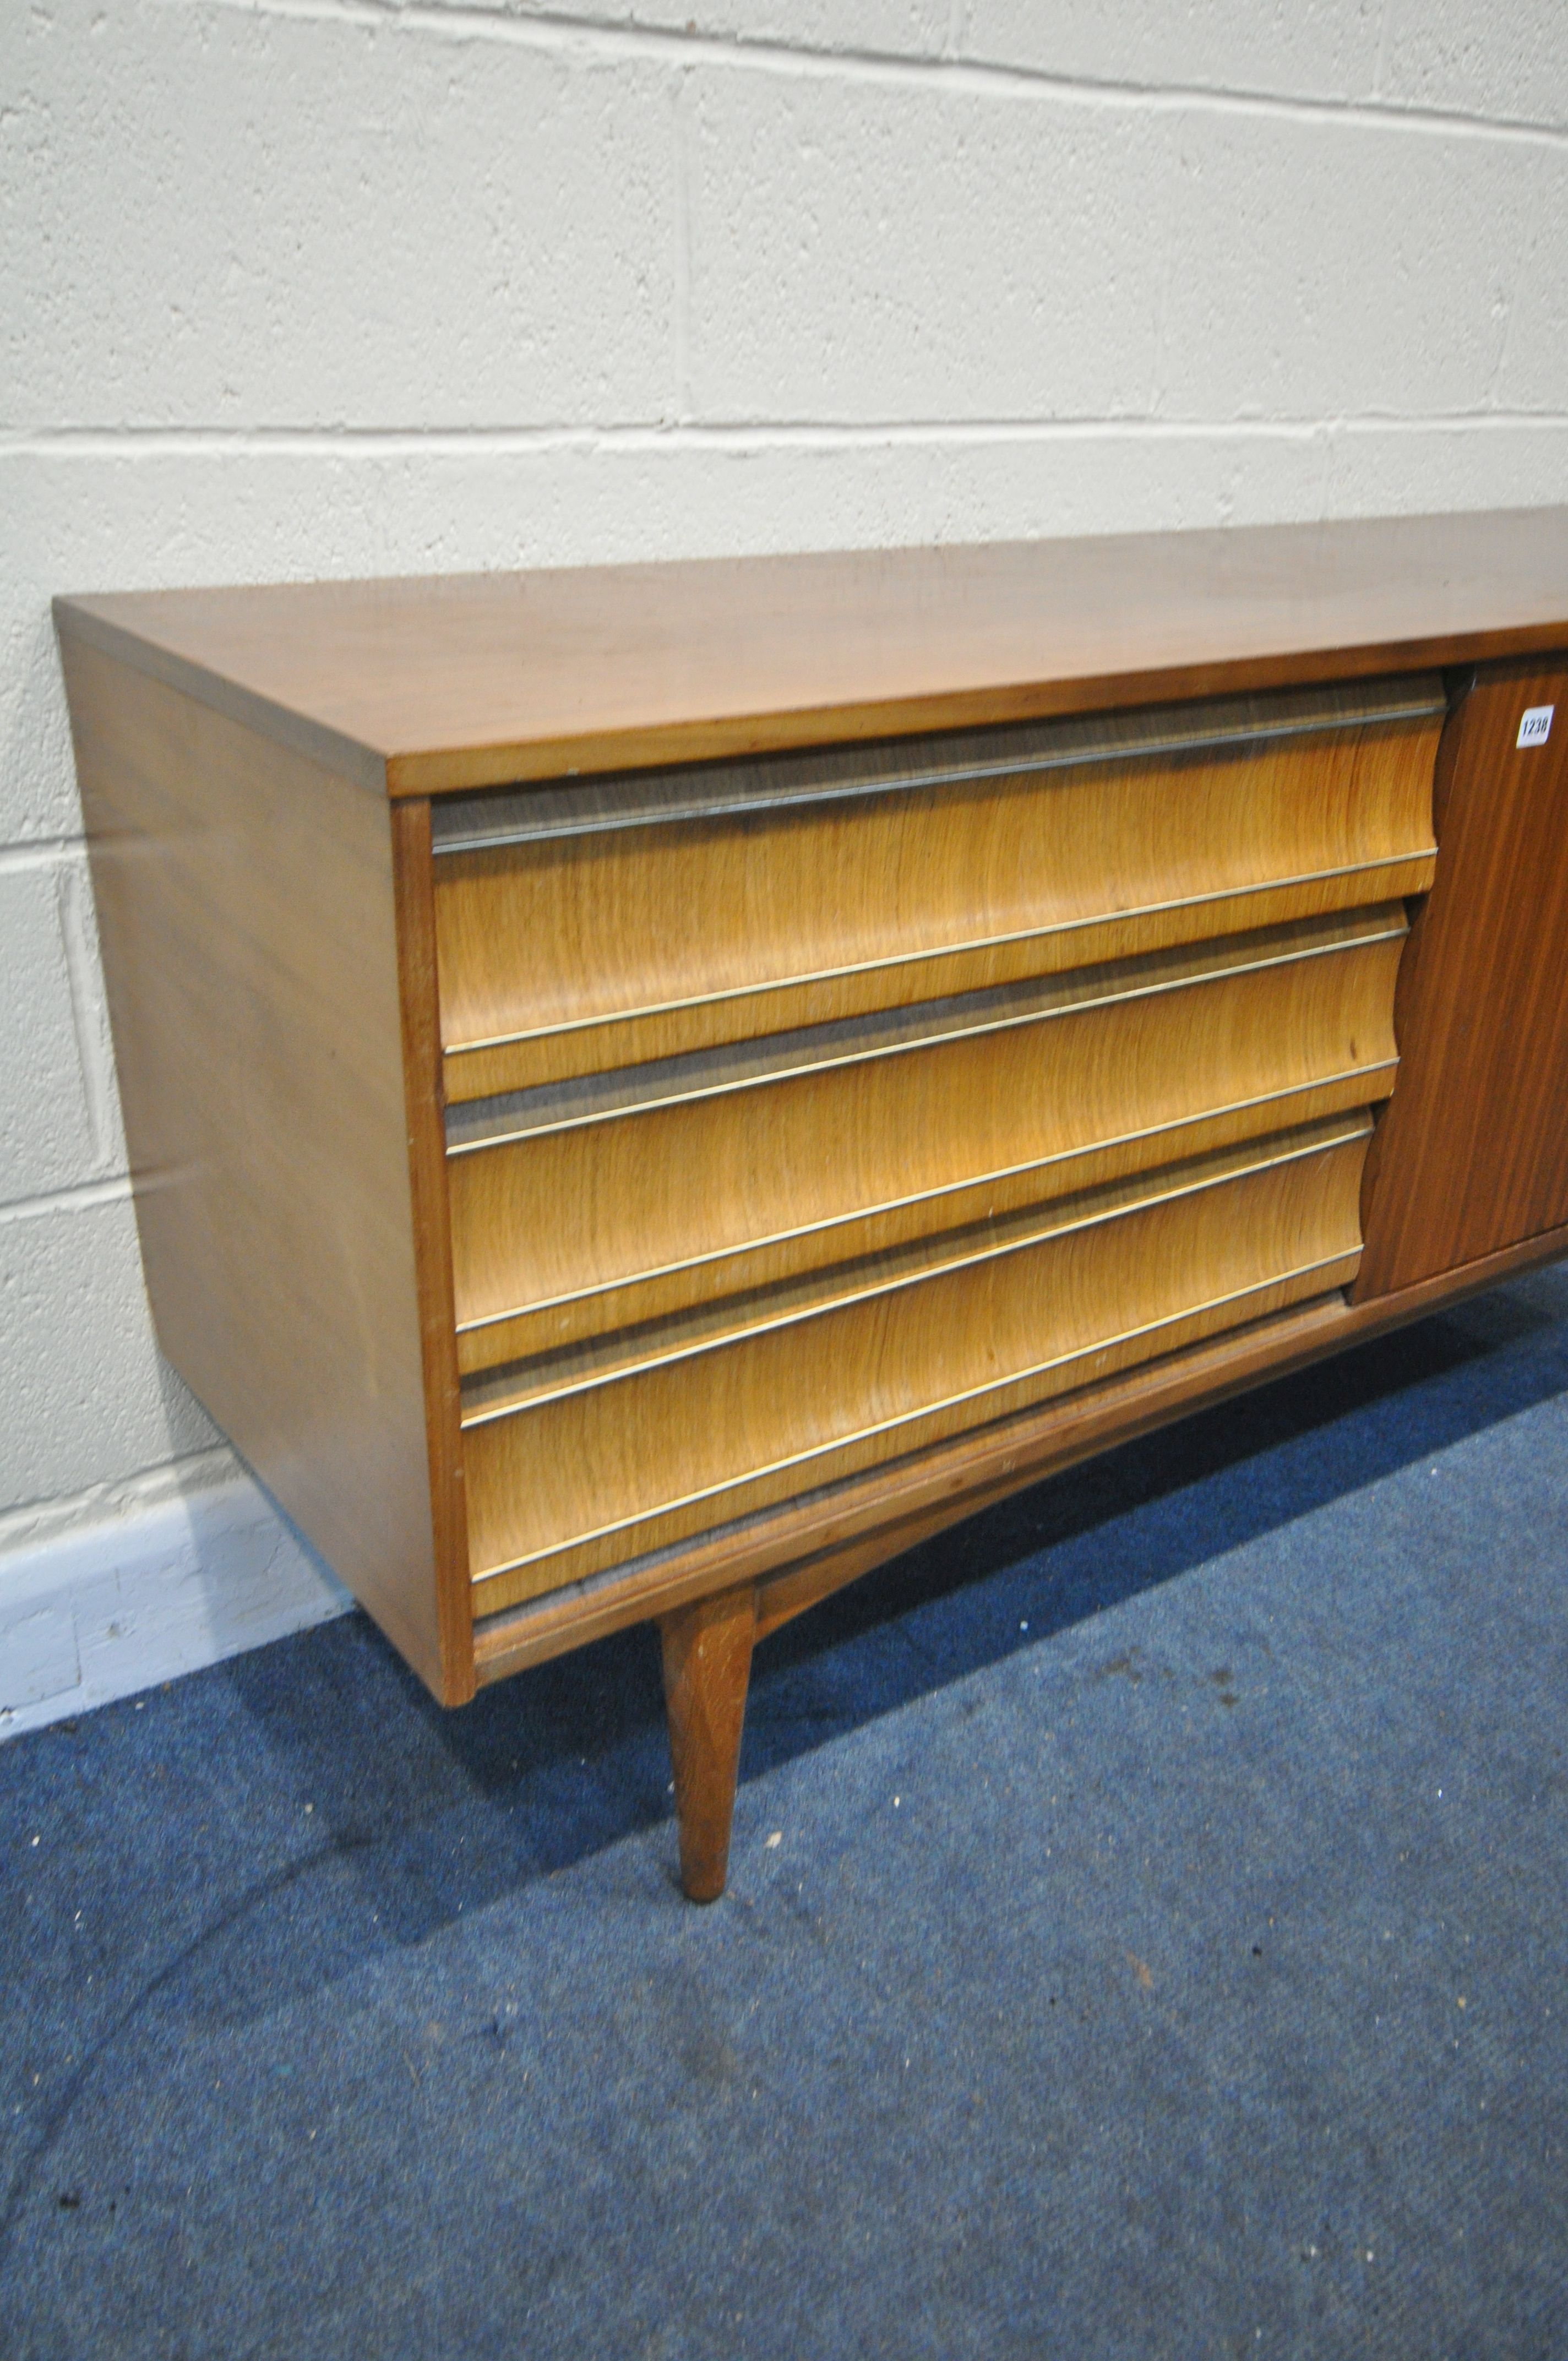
[660,1582,757,1902]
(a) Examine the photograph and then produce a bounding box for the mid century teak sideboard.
[54,508,1568,1899]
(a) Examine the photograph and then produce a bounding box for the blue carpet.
[4,1270,1568,2359]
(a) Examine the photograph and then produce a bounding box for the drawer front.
[462,1119,1371,1614]
[431,673,1445,1625]
[433,677,1441,1102]
[447,905,1406,1372]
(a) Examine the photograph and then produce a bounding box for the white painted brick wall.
[3,0,1566,1723]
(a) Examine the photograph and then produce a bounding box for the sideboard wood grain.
[55,507,1568,1895]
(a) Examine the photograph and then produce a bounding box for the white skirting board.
[0,1457,352,1742]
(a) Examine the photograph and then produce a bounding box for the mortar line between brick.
[0,839,88,874]
[672,67,693,426]
[219,0,1568,151]
[9,414,1568,461]
[0,1176,132,1228]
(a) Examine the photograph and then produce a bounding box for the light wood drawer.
[464,1114,1370,1614]
[433,677,1441,1102]
[447,905,1404,1372]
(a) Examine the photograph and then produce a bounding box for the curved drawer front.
[433,677,1442,1102]
[463,1117,1371,1615]
[447,906,1406,1372]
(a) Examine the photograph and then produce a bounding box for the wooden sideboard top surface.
[54,505,1568,798]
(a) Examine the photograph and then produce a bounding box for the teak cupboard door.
[1358,659,1568,1295]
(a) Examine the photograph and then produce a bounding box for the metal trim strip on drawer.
[431,674,1447,855]
[452,1059,1397,1342]
[445,907,1407,1155]
[466,1254,1362,1587]
[459,1113,1371,1428]
[439,850,1434,1064]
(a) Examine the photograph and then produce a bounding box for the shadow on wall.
[199,1267,1568,1969]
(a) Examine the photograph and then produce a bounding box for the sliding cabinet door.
[1358,659,1568,1295]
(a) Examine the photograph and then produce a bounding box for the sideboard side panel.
[58,635,451,1698]
[1357,657,1568,1295]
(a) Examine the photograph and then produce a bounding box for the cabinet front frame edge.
[390,626,1568,797]
[391,797,477,1702]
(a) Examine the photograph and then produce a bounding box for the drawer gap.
[454,1062,1396,1351]
[446,903,1407,1155]
[460,1111,1371,1427]
[470,1256,1362,1592]
[433,674,1446,854]
[441,853,1432,1072]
